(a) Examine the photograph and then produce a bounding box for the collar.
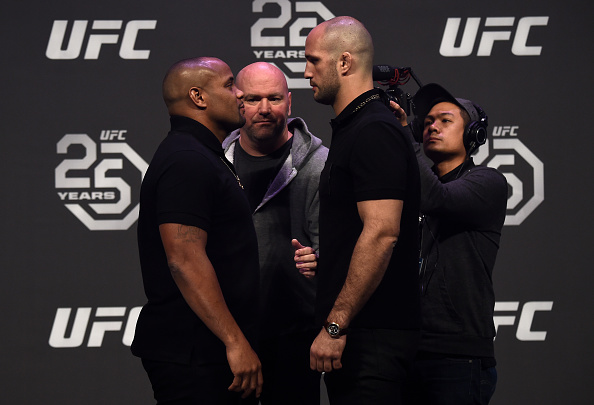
[170,115,224,156]
[330,88,385,130]
[438,158,476,183]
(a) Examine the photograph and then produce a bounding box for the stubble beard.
[244,117,287,146]
[313,68,339,106]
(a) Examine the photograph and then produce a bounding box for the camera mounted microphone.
[373,65,400,82]
[373,65,423,117]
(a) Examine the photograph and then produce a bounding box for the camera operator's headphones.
[459,99,488,155]
[411,83,488,155]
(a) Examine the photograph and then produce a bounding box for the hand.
[389,100,409,127]
[310,327,346,372]
[292,239,317,279]
[226,340,263,399]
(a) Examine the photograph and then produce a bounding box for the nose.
[259,98,271,114]
[236,87,244,99]
[423,122,437,139]
[304,62,312,79]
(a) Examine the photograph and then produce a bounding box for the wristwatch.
[324,321,349,338]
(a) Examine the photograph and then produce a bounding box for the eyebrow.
[426,111,455,120]
[244,92,283,98]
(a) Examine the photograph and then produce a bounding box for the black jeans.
[258,329,321,405]
[323,328,419,405]
[404,357,497,405]
[141,358,259,405]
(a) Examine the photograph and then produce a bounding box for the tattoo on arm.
[174,225,203,243]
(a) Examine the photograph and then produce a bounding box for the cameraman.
[390,83,507,405]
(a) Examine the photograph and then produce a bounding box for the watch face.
[327,323,340,337]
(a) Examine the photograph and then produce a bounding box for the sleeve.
[303,147,328,254]
[155,150,216,232]
[350,121,409,202]
[403,126,508,225]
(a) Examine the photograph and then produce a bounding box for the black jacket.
[407,128,508,358]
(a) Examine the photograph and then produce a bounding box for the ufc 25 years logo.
[55,131,148,231]
[46,20,157,60]
[440,16,549,57]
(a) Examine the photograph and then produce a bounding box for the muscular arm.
[159,223,262,398]
[328,198,402,326]
[310,198,402,372]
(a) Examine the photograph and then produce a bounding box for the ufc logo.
[440,16,549,57]
[46,20,157,60]
[493,301,553,341]
[49,307,141,348]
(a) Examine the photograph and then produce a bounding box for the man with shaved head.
[222,61,327,405]
[132,57,262,404]
[304,17,421,404]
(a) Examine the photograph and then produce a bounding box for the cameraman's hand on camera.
[389,100,409,127]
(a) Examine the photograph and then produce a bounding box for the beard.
[313,68,340,105]
[244,118,287,144]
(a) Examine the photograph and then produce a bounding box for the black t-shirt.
[132,115,260,365]
[233,137,293,211]
[316,89,421,330]
[232,137,313,335]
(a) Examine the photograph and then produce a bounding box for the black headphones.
[463,102,488,155]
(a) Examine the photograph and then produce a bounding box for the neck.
[238,129,292,157]
[172,111,229,144]
[199,118,229,144]
[332,77,374,116]
[211,129,228,144]
[433,156,467,177]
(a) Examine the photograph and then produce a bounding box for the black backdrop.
[2,1,593,403]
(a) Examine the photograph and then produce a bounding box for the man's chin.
[245,129,283,143]
[313,94,332,105]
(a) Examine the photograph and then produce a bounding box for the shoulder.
[150,139,218,181]
[357,102,405,137]
[469,165,507,185]
[463,165,509,201]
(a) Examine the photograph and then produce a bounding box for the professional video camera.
[372,65,423,117]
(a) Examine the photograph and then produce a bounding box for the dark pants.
[323,329,419,405]
[141,358,259,405]
[259,329,321,405]
[404,358,497,405]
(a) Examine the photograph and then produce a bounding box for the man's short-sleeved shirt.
[316,89,421,330]
[132,115,260,365]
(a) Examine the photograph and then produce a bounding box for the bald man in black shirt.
[304,17,421,404]
[132,57,262,404]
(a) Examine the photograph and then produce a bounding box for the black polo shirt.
[316,89,421,330]
[132,115,260,365]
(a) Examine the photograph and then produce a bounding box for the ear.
[189,87,207,109]
[338,52,352,75]
[287,91,292,116]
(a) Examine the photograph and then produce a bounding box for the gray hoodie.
[223,117,328,336]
